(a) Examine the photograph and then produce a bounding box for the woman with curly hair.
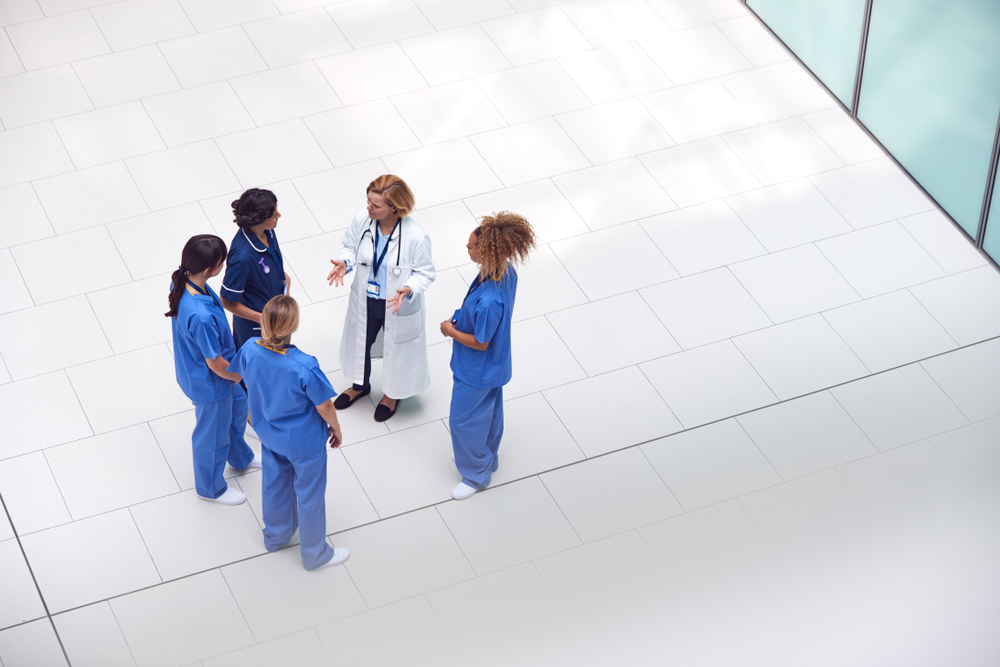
[440,211,536,500]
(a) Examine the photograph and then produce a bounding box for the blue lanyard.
[371,221,399,279]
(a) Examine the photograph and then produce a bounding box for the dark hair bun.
[232,189,277,229]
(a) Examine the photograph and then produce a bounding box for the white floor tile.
[326,0,434,50]
[641,200,766,276]
[221,548,366,643]
[110,571,255,667]
[422,267,473,337]
[414,0,513,30]
[723,117,843,186]
[315,42,426,107]
[158,26,267,88]
[0,451,71,535]
[410,202,477,271]
[34,161,149,234]
[809,158,935,229]
[437,477,581,575]
[477,60,590,126]
[0,122,74,189]
[546,291,680,376]
[550,221,678,300]
[909,266,1000,346]
[830,364,969,451]
[281,231,355,305]
[202,629,334,667]
[921,339,1000,424]
[837,440,952,502]
[637,498,760,565]
[107,203,215,280]
[52,101,164,169]
[382,139,504,209]
[399,24,509,86]
[0,65,92,128]
[305,99,421,168]
[0,249,34,315]
[126,141,242,211]
[641,24,751,86]
[553,158,676,230]
[285,296,350,372]
[729,244,860,323]
[392,80,507,145]
[427,562,552,631]
[802,108,884,165]
[647,0,746,30]
[67,344,192,434]
[0,619,69,667]
[0,183,53,249]
[130,489,266,581]
[11,227,131,304]
[930,416,1000,471]
[229,62,343,128]
[0,29,23,77]
[640,419,781,511]
[497,245,588,320]
[480,7,590,67]
[558,42,673,105]
[464,179,588,245]
[85,275,173,354]
[90,0,196,51]
[0,371,92,460]
[72,45,181,108]
[719,60,837,124]
[215,120,332,187]
[900,210,986,275]
[0,0,43,27]
[471,118,589,188]
[639,267,771,350]
[292,159,388,233]
[556,98,675,165]
[338,507,476,608]
[6,11,109,70]
[716,15,790,67]
[340,421,455,518]
[561,0,670,47]
[533,530,658,597]
[371,343,456,434]
[639,137,762,208]
[242,7,350,68]
[733,315,869,400]
[20,509,161,613]
[817,221,945,298]
[823,289,957,373]
[737,469,857,532]
[640,79,758,145]
[148,410,204,492]
[176,0,277,32]
[314,596,445,666]
[639,340,777,429]
[54,602,147,667]
[141,82,255,148]
[46,424,179,519]
[542,448,682,542]
[736,391,877,481]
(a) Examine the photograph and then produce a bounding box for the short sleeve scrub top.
[220,228,286,350]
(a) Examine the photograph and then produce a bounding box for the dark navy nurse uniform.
[220,228,286,350]
[171,281,255,499]
[229,340,338,570]
[449,268,517,490]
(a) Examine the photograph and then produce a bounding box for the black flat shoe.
[334,385,370,410]
[374,400,398,422]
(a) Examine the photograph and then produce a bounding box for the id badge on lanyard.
[366,280,380,298]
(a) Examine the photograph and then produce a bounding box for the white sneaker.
[245,423,260,441]
[451,482,479,500]
[199,486,246,506]
[245,452,262,470]
[320,547,350,568]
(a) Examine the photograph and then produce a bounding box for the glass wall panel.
[747,0,867,107]
[857,0,1000,238]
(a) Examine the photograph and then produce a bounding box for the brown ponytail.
[260,295,300,349]
[165,235,228,318]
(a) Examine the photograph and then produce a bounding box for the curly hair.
[474,211,537,282]
[367,175,415,218]
[232,188,277,229]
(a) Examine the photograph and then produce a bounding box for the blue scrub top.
[228,340,338,458]
[220,228,285,313]
[171,281,237,404]
[450,269,517,388]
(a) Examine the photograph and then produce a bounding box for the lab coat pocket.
[392,311,422,344]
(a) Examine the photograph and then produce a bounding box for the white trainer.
[320,547,351,568]
[245,452,262,470]
[199,486,246,506]
[451,482,479,500]
[245,423,260,441]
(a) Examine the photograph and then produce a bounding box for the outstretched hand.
[387,286,412,314]
[327,260,347,287]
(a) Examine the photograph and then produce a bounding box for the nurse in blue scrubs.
[229,295,350,571]
[167,235,260,506]
[439,212,536,501]
[220,188,291,352]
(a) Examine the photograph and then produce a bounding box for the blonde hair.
[475,211,537,282]
[367,175,415,218]
[260,295,299,349]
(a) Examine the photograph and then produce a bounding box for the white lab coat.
[338,210,436,399]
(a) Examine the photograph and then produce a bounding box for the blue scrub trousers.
[261,444,335,570]
[450,377,504,490]
[192,384,256,499]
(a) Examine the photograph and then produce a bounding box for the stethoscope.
[356,218,403,276]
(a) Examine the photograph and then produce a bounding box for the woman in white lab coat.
[327,175,435,422]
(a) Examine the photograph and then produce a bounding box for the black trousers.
[355,297,386,391]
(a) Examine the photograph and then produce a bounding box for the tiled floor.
[2,0,1000,665]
